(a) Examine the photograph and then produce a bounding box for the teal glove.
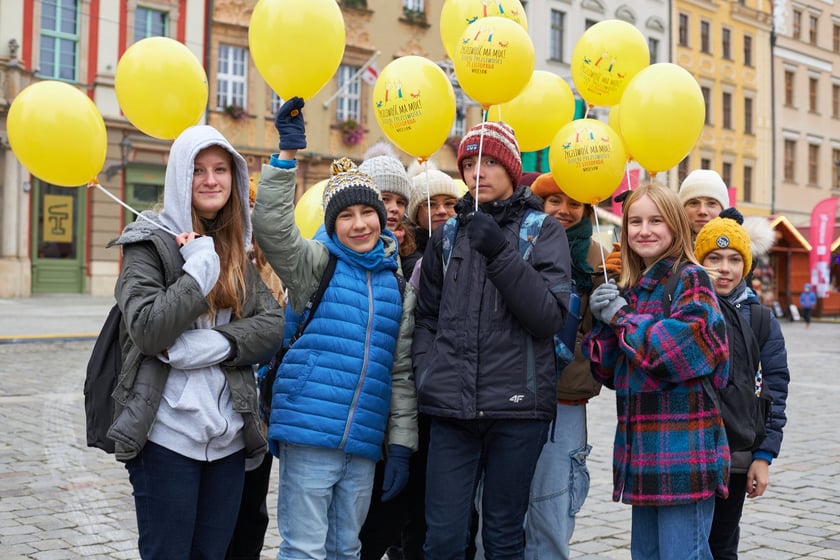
[381,444,411,502]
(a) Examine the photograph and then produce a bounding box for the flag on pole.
[808,196,839,298]
[361,62,379,85]
[610,168,640,216]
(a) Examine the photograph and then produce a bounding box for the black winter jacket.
[412,187,573,420]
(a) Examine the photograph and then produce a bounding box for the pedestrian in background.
[799,283,817,327]
[111,125,283,559]
[252,97,418,560]
[679,169,730,239]
[583,183,730,560]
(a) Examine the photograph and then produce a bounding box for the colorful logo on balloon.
[375,83,424,136]
[440,0,528,61]
[457,24,512,77]
[561,125,616,173]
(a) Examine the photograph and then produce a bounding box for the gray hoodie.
[146,125,254,461]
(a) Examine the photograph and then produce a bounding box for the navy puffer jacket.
[412,187,572,420]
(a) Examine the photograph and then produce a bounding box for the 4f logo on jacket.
[509,394,525,403]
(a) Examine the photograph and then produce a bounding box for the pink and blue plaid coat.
[583,258,730,506]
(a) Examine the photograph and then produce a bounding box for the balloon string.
[87,179,178,238]
[592,204,609,285]
[422,159,432,233]
[474,110,489,213]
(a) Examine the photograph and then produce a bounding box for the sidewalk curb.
[0,334,97,345]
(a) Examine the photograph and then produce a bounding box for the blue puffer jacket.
[267,232,404,462]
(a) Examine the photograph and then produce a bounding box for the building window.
[722,28,731,59]
[722,163,732,189]
[701,86,711,125]
[833,149,840,190]
[39,0,79,81]
[134,6,168,42]
[270,91,284,115]
[584,19,598,30]
[809,77,819,113]
[216,44,247,109]
[700,20,711,53]
[701,157,712,170]
[336,64,361,122]
[784,70,794,107]
[744,35,753,66]
[833,84,840,118]
[808,144,820,184]
[679,13,689,47]
[743,165,753,202]
[744,97,753,134]
[834,24,840,53]
[678,157,690,183]
[722,92,732,129]
[784,140,796,181]
[648,37,659,63]
[403,0,423,11]
[793,10,802,39]
[809,15,818,45]
[452,86,467,138]
[550,10,565,61]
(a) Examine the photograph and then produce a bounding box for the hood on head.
[159,125,251,245]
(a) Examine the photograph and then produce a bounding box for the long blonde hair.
[191,151,248,319]
[619,182,700,289]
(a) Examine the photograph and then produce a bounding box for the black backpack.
[84,304,123,453]
[664,267,772,452]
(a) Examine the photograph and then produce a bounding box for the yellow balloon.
[115,37,208,140]
[373,56,456,159]
[453,17,535,108]
[607,103,631,160]
[488,71,575,152]
[8,81,106,187]
[618,63,705,174]
[570,19,649,107]
[454,179,469,195]
[440,0,528,61]
[249,0,345,101]
[548,118,626,205]
[294,180,327,239]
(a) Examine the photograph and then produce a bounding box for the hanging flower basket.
[224,104,248,120]
[339,119,365,146]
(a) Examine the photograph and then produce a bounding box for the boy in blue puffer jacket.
[252,98,418,560]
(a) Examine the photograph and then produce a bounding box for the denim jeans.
[709,472,747,560]
[227,451,273,560]
[424,417,549,560]
[126,441,246,560]
[630,497,716,560]
[276,442,375,560]
[524,403,591,560]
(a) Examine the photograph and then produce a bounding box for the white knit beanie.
[408,168,461,224]
[678,169,730,209]
[358,142,411,202]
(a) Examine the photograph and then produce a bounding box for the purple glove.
[275,96,306,150]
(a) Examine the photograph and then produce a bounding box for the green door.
[30,181,87,293]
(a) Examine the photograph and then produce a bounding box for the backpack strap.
[441,216,459,275]
[749,303,771,349]
[290,253,337,346]
[662,262,690,318]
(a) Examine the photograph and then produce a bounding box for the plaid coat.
[582,258,730,506]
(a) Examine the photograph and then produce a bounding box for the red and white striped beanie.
[456,121,522,186]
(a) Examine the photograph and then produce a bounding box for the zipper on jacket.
[340,270,374,448]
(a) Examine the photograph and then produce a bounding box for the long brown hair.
[191,149,248,318]
[619,182,700,289]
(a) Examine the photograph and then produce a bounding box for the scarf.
[565,217,594,294]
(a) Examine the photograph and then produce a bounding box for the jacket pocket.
[283,351,320,401]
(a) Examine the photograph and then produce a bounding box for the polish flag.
[361,63,379,86]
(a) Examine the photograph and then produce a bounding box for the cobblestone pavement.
[0,302,838,558]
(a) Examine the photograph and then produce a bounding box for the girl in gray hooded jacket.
[111,125,284,559]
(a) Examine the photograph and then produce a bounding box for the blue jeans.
[424,417,549,560]
[126,441,246,560]
[276,443,375,560]
[630,497,715,560]
[524,403,591,560]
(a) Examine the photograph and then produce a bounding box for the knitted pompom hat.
[456,121,522,186]
[358,142,411,202]
[406,160,461,225]
[694,207,752,278]
[679,169,730,209]
[322,157,386,236]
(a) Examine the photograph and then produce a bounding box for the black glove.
[275,96,306,151]
[381,444,411,502]
[466,211,507,258]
